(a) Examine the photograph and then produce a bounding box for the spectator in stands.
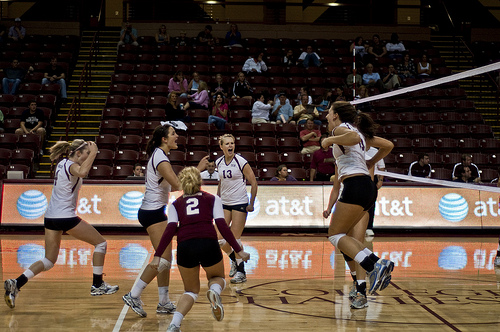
[210,73,229,99]
[243,52,268,74]
[270,165,297,181]
[297,45,321,69]
[155,24,170,46]
[367,34,387,62]
[187,71,204,94]
[271,93,294,124]
[346,72,362,89]
[8,18,25,42]
[417,54,432,78]
[197,25,217,46]
[350,36,368,65]
[354,85,371,112]
[42,57,67,100]
[283,49,296,66]
[2,59,32,95]
[452,154,480,182]
[251,92,273,124]
[309,134,335,180]
[168,70,188,97]
[362,63,385,92]
[232,72,253,99]
[300,119,321,154]
[225,24,242,47]
[133,163,144,177]
[200,159,220,180]
[397,53,416,79]
[294,94,321,125]
[117,21,138,50]
[382,64,401,90]
[453,165,475,183]
[297,86,313,105]
[15,101,45,155]
[176,31,190,47]
[316,89,333,112]
[165,92,188,122]
[335,87,346,102]
[386,32,405,58]
[207,92,228,130]
[184,81,209,111]
[0,108,4,133]
[408,153,432,178]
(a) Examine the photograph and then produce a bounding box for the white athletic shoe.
[123,292,147,317]
[229,260,237,278]
[166,324,181,332]
[230,272,247,284]
[157,301,176,314]
[367,259,394,294]
[4,279,19,308]
[91,281,119,296]
[207,289,224,321]
[348,281,357,301]
[350,292,368,309]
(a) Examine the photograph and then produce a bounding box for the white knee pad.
[94,241,107,254]
[157,258,171,273]
[41,257,54,271]
[184,291,198,302]
[218,239,226,247]
[328,233,346,248]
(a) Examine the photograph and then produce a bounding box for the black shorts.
[339,175,377,211]
[177,238,223,269]
[44,216,82,232]
[222,203,248,213]
[138,207,167,229]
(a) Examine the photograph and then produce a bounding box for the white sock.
[350,271,357,278]
[171,311,184,327]
[210,283,223,295]
[158,286,170,304]
[130,279,148,298]
[357,279,366,285]
[354,251,368,264]
[363,248,373,256]
[93,266,103,275]
[23,269,35,280]
[236,258,243,265]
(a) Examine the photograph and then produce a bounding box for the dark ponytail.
[332,101,378,139]
[146,124,171,155]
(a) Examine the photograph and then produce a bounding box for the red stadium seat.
[121,120,145,136]
[94,149,115,166]
[118,135,143,151]
[168,151,186,166]
[187,122,210,136]
[123,108,146,121]
[95,134,119,150]
[88,165,113,180]
[0,133,19,149]
[457,138,480,153]
[435,137,458,153]
[185,151,210,166]
[391,137,412,152]
[412,138,435,152]
[280,152,303,168]
[112,165,135,180]
[7,164,30,179]
[187,135,211,151]
[105,95,127,108]
[126,95,148,109]
[256,151,280,167]
[148,96,168,109]
[254,137,277,153]
[237,151,256,167]
[0,148,12,165]
[114,150,140,165]
[128,84,149,96]
[277,137,301,153]
[145,108,166,121]
[231,122,254,137]
[253,123,276,137]
[288,168,307,181]
[258,167,276,181]
[17,134,41,152]
[432,168,452,180]
[234,136,254,152]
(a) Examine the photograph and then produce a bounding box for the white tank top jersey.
[45,159,82,219]
[140,147,172,210]
[216,154,249,205]
[332,122,370,180]
[365,146,386,170]
[419,62,429,70]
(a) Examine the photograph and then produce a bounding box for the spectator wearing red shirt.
[310,134,335,181]
[300,119,321,154]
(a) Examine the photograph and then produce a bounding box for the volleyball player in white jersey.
[4,139,118,309]
[123,123,208,317]
[216,134,258,283]
[323,147,388,309]
[322,101,395,297]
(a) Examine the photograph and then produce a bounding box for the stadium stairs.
[36,29,119,178]
[431,34,499,137]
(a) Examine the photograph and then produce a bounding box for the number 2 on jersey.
[186,198,200,215]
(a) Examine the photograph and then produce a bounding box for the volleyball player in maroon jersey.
[150,166,250,332]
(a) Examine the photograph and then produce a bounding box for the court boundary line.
[112,252,152,332]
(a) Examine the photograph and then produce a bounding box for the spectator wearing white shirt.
[297,45,321,69]
[386,33,406,59]
[251,92,273,124]
[242,52,267,74]
[200,159,219,181]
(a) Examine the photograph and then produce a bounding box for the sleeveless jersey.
[216,154,249,205]
[45,159,82,219]
[140,148,172,210]
[332,122,370,180]
[168,191,224,242]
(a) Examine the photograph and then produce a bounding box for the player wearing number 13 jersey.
[215,134,258,284]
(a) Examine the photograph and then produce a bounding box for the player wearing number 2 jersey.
[215,134,257,283]
[4,139,118,310]
[322,101,395,308]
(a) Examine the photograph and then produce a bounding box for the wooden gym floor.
[1,234,499,332]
